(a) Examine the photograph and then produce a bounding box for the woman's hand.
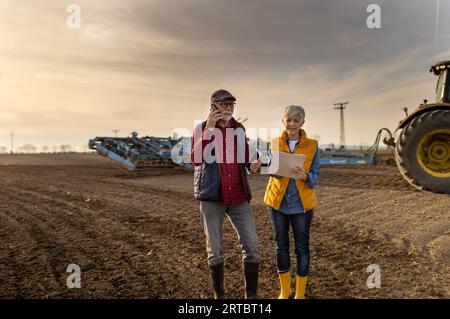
[205,110,223,129]
[291,165,308,182]
[250,160,262,173]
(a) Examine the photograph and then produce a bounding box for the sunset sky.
[1,0,449,151]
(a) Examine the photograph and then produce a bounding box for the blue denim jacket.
[273,140,320,214]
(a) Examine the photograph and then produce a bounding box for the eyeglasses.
[215,102,236,108]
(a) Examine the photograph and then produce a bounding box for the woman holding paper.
[263,105,320,299]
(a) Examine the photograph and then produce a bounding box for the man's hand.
[291,165,308,181]
[250,159,262,173]
[205,110,223,129]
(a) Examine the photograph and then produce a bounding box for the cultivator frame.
[319,128,394,166]
[89,129,391,171]
[88,132,177,170]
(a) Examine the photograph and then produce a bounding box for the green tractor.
[388,61,450,194]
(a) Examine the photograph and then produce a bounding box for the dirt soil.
[0,154,448,299]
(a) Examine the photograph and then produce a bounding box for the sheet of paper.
[267,151,306,178]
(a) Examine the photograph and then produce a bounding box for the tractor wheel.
[395,110,450,194]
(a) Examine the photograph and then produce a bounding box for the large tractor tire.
[395,110,450,194]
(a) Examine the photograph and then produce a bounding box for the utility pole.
[10,132,14,154]
[333,101,349,148]
[112,129,120,137]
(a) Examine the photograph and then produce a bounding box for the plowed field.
[0,154,448,298]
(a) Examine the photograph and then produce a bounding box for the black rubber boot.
[244,262,259,299]
[209,263,225,299]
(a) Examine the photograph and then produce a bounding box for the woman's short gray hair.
[283,105,305,119]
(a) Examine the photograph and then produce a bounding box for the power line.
[333,101,349,147]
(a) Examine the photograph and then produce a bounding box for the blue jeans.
[268,207,313,276]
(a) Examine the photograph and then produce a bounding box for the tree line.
[0,144,90,154]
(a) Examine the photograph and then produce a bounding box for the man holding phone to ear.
[190,89,262,299]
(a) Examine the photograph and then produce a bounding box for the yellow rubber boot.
[294,275,308,299]
[277,272,291,299]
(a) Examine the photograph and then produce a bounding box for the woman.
[263,105,320,299]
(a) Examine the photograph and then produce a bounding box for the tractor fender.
[396,102,450,132]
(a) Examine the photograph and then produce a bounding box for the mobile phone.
[210,104,217,112]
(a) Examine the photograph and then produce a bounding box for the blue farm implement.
[88,128,393,171]
[319,150,377,165]
[88,132,179,170]
[319,128,394,166]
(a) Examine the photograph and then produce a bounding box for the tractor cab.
[430,60,450,104]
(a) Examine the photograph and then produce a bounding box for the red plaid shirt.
[191,118,250,205]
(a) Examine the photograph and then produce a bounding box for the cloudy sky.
[0,0,449,151]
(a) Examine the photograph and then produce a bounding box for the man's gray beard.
[222,114,233,121]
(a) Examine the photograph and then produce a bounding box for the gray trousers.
[199,201,261,266]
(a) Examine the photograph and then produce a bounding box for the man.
[190,89,262,299]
